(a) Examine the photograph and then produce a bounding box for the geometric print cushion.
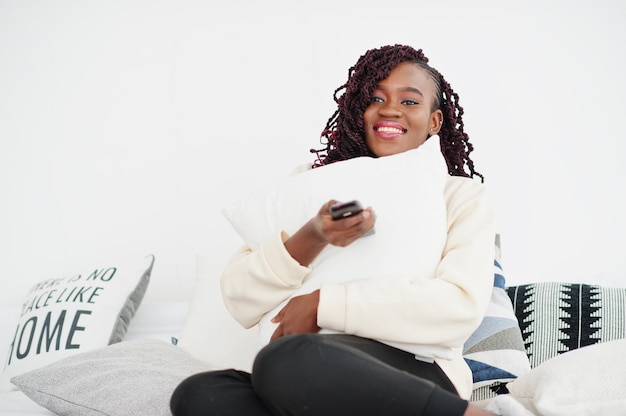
[506,282,626,369]
[464,236,531,401]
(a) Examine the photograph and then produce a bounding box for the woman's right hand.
[284,200,376,267]
[313,200,376,247]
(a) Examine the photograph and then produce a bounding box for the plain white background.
[1,0,625,307]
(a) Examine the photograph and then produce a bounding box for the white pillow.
[222,136,449,349]
[11,339,209,416]
[1,255,154,391]
[507,338,626,416]
[223,135,447,251]
[177,255,259,372]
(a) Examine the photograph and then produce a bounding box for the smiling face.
[364,61,443,157]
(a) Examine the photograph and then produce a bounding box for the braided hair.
[311,44,483,181]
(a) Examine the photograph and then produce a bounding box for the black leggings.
[170,334,469,416]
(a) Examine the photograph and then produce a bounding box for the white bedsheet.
[0,302,189,415]
[0,390,56,416]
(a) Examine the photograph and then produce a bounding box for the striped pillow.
[464,236,531,401]
[506,282,626,369]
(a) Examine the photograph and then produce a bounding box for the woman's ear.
[428,110,444,135]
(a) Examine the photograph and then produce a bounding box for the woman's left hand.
[270,290,320,341]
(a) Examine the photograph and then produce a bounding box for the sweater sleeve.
[221,231,312,329]
[317,176,495,349]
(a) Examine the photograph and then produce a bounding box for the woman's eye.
[371,96,384,103]
[402,100,419,106]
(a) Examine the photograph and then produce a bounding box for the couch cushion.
[11,339,208,416]
[464,236,530,401]
[1,255,154,392]
[506,282,626,368]
[507,338,626,416]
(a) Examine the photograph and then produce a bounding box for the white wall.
[1,0,625,307]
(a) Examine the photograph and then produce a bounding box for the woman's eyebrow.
[399,86,424,96]
[374,85,424,97]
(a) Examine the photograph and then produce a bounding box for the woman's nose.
[379,101,402,117]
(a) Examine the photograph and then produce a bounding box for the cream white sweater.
[221,175,495,399]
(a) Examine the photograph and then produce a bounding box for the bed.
[1,244,624,416]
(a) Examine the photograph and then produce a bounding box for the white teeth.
[377,126,404,134]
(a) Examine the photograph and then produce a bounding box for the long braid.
[311,44,483,181]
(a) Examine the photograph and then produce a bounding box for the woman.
[171,44,497,416]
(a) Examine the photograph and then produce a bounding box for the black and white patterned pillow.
[506,282,626,368]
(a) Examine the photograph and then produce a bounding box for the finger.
[357,209,377,231]
[342,212,374,235]
[321,200,338,216]
[270,325,283,341]
[326,199,338,209]
[271,307,286,323]
[333,221,376,246]
[360,210,376,231]
[339,209,372,229]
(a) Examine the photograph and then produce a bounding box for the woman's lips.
[374,122,406,139]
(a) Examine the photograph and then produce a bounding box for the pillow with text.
[1,255,154,391]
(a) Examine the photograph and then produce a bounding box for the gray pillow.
[11,339,210,416]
